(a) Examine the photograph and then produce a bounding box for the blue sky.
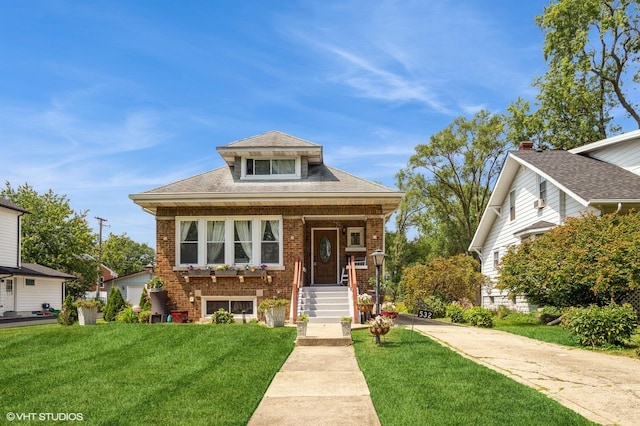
[2,1,551,247]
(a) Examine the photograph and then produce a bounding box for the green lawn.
[352,327,595,426]
[0,323,295,425]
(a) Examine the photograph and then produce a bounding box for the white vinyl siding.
[15,276,63,312]
[176,216,282,267]
[583,138,640,176]
[0,208,20,267]
[480,166,599,312]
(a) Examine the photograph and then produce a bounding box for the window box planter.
[243,269,265,277]
[214,270,238,277]
[188,269,212,277]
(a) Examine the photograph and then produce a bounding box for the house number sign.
[417,310,433,319]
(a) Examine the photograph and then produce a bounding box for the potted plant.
[341,316,352,337]
[75,299,100,325]
[215,264,237,277]
[297,313,309,336]
[357,293,373,312]
[259,298,288,327]
[381,301,399,319]
[146,277,164,292]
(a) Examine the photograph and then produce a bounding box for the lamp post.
[369,249,386,345]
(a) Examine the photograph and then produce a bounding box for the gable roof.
[0,198,29,214]
[216,130,323,166]
[0,263,76,280]
[510,150,640,203]
[131,131,403,216]
[469,149,640,252]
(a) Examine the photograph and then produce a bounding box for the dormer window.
[243,158,299,179]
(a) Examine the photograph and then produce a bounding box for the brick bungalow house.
[129,131,404,322]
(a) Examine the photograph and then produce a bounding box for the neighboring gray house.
[469,131,640,312]
[0,198,75,317]
[110,268,154,306]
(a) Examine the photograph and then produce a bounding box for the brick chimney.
[519,141,534,151]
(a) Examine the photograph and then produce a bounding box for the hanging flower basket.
[357,304,374,313]
[382,311,398,319]
[369,326,390,336]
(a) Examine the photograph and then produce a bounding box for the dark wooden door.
[313,229,338,284]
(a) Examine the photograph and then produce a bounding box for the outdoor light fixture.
[369,249,387,345]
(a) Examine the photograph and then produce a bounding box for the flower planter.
[77,306,98,326]
[243,269,264,276]
[341,321,351,337]
[382,311,398,319]
[265,306,286,327]
[188,269,211,277]
[369,326,390,336]
[297,322,308,336]
[357,304,373,313]
[214,270,238,277]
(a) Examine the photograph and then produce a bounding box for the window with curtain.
[206,220,225,264]
[234,220,252,264]
[180,220,198,264]
[261,220,280,263]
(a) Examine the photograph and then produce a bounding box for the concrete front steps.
[299,285,351,324]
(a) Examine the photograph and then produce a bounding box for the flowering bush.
[357,294,373,305]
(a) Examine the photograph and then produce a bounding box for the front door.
[1,279,14,314]
[313,229,338,284]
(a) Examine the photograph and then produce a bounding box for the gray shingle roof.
[143,163,397,195]
[511,150,640,202]
[0,263,75,279]
[219,130,321,149]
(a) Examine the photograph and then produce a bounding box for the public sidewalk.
[247,323,380,426]
[403,318,640,426]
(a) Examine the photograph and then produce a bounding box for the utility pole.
[95,216,108,300]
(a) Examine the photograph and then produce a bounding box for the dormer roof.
[216,130,323,166]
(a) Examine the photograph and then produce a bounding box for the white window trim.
[201,296,257,319]
[346,227,365,250]
[240,157,301,180]
[176,216,283,267]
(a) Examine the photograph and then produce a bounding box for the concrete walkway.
[403,318,640,426]
[248,323,380,426]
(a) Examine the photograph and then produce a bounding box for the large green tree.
[101,232,155,277]
[509,0,640,149]
[497,212,640,307]
[400,110,512,257]
[1,182,98,297]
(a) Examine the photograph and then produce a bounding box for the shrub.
[465,307,494,328]
[446,304,467,323]
[537,306,562,324]
[422,295,447,318]
[495,305,512,319]
[57,294,77,326]
[139,287,151,311]
[116,307,138,323]
[103,286,127,322]
[138,310,151,324]
[561,303,637,347]
[212,308,235,324]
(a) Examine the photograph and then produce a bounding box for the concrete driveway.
[398,315,640,426]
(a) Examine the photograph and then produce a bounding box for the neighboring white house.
[469,131,640,312]
[0,198,76,317]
